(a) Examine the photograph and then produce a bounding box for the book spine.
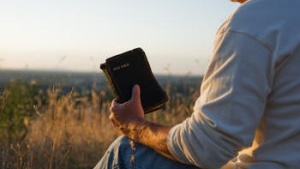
[101,65,121,101]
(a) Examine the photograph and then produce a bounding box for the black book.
[100,48,169,113]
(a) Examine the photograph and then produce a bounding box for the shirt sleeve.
[167,29,272,168]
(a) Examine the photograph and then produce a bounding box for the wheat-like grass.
[0,78,199,169]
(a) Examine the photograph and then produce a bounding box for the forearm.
[123,119,178,161]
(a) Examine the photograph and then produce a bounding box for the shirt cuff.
[167,124,193,165]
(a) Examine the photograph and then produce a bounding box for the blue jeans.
[94,136,201,169]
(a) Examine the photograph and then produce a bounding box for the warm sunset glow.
[0,1,238,75]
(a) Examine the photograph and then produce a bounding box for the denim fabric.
[94,136,201,169]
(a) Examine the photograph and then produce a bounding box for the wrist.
[123,118,147,141]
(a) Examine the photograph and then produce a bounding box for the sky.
[0,1,239,75]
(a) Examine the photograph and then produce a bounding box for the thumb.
[130,84,141,104]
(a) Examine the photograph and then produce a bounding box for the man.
[95,0,300,168]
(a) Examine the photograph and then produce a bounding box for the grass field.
[0,70,202,169]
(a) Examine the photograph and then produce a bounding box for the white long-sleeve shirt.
[167,0,300,168]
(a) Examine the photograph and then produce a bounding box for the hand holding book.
[100,48,169,113]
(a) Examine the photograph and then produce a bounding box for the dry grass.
[0,80,199,169]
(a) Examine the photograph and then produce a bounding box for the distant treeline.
[0,69,203,97]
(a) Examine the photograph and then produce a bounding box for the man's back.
[230,0,300,167]
[168,0,300,168]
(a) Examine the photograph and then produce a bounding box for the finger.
[130,84,141,103]
[111,98,118,107]
[110,99,120,112]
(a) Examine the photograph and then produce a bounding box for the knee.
[94,136,131,169]
[109,135,131,149]
[105,136,132,156]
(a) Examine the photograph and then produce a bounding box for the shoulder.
[217,0,300,51]
[223,0,274,32]
[224,0,299,31]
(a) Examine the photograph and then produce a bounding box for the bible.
[100,48,169,113]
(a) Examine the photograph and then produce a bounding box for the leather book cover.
[100,48,169,113]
